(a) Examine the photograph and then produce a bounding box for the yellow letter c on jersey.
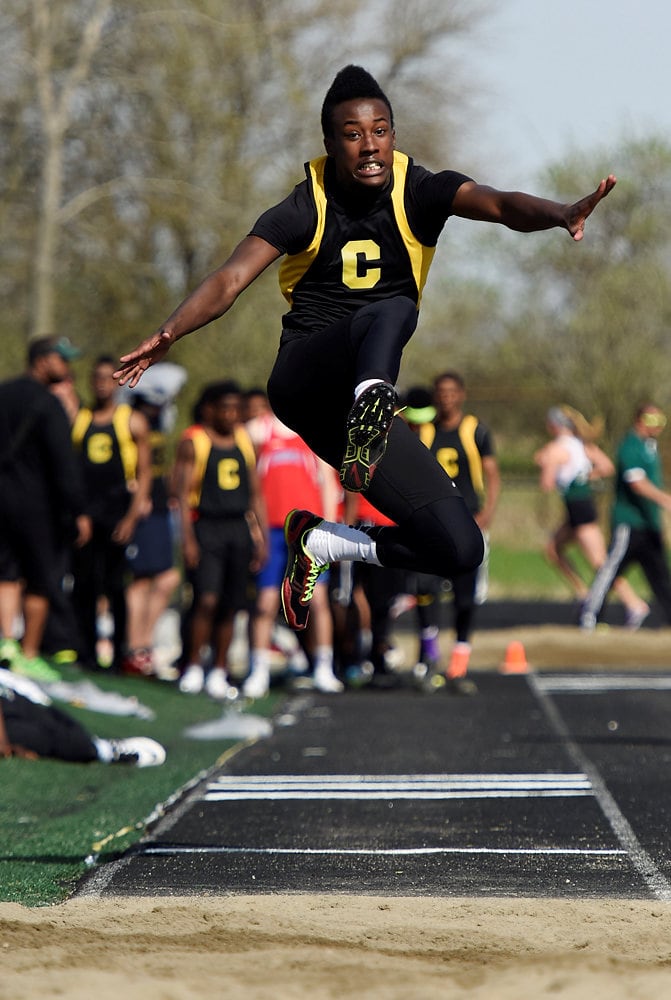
[342,240,382,289]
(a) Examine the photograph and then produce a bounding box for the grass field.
[1,666,279,906]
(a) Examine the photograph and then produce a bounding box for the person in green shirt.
[580,404,671,629]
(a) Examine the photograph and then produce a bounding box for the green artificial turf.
[1,667,280,907]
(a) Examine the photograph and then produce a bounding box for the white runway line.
[203,773,594,801]
[536,674,671,694]
[528,672,671,903]
[139,845,626,857]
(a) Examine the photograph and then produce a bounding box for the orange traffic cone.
[500,640,529,674]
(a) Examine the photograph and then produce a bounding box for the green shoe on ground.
[11,654,62,684]
[0,637,21,666]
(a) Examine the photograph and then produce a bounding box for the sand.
[2,895,671,998]
[3,624,671,998]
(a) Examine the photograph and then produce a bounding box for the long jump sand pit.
[2,894,671,998]
[4,625,671,998]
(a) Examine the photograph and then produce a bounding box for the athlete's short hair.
[321,65,394,138]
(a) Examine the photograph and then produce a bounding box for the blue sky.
[469,0,668,187]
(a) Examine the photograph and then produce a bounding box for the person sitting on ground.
[0,668,165,766]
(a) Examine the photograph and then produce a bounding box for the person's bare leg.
[21,593,49,658]
[545,524,587,598]
[0,581,22,640]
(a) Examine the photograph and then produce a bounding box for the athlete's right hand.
[114,330,173,387]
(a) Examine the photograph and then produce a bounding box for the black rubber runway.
[79,670,671,900]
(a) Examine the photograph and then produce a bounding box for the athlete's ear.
[324,136,334,157]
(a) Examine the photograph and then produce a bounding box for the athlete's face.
[92,363,117,403]
[324,98,395,191]
[434,378,465,420]
[211,394,240,434]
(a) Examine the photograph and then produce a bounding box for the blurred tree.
[0,0,489,417]
[403,137,671,457]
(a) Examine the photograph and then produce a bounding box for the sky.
[468,0,669,188]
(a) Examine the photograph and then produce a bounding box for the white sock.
[313,645,335,675]
[249,649,271,674]
[354,378,387,400]
[307,521,382,566]
[93,737,113,763]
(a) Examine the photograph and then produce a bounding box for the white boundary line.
[138,845,626,857]
[204,773,594,801]
[535,674,671,693]
[527,672,671,902]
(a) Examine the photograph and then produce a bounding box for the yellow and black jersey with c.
[187,426,256,518]
[419,417,494,516]
[279,152,435,327]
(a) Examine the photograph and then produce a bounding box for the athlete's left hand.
[566,174,617,241]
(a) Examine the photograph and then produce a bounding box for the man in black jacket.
[0,336,91,682]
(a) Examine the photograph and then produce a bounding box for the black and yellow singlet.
[420,417,495,516]
[250,151,471,339]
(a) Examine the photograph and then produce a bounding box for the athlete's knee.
[418,507,484,575]
[451,520,485,573]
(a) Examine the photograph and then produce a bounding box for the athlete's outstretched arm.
[451,175,616,241]
[114,235,281,387]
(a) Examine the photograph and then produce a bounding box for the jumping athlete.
[115,65,617,631]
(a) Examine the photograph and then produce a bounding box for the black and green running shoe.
[339,381,397,492]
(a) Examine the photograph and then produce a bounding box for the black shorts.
[0,506,62,597]
[565,497,598,528]
[190,517,252,612]
[126,511,175,578]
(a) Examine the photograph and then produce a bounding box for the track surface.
[80,670,671,900]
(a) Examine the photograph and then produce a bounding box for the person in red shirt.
[243,396,342,697]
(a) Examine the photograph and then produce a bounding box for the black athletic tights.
[267,296,484,578]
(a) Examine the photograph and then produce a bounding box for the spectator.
[534,405,649,627]
[342,488,406,688]
[405,374,499,693]
[71,355,152,672]
[243,397,343,697]
[173,381,267,699]
[121,364,187,678]
[0,336,91,683]
[580,403,671,630]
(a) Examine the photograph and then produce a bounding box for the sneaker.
[281,509,329,631]
[0,637,21,666]
[344,661,374,688]
[11,653,61,683]
[446,676,479,696]
[121,648,154,677]
[179,663,205,694]
[624,605,650,631]
[205,667,238,701]
[108,737,166,768]
[313,665,344,694]
[446,642,471,680]
[242,666,270,699]
[50,648,79,666]
[340,382,397,492]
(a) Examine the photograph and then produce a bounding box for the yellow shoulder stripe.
[389,151,435,305]
[458,415,484,495]
[278,156,328,305]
